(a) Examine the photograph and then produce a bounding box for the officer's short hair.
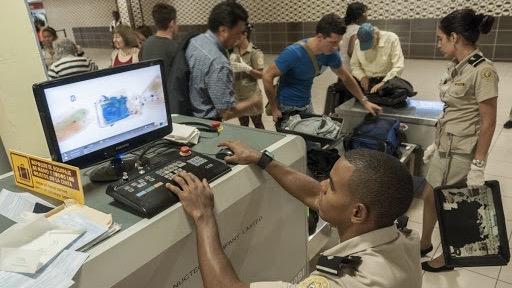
[152,3,177,31]
[316,13,346,38]
[208,2,248,33]
[344,149,413,228]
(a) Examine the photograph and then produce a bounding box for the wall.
[156,0,512,61]
[0,1,50,164]
[44,0,116,44]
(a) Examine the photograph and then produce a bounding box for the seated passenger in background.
[166,144,421,288]
[351,23,404,94]
[111,25,140,67]
[140,3,179,82]
[186,2,260,120]
[47,39,98,79]
[41,26,59,67]
[231,23,265,129]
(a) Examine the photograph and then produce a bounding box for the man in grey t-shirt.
[140,3,178,78]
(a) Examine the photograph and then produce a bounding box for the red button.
[179,146,191,156]
[211,121,221,129]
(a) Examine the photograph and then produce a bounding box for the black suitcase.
[323,81,353,116]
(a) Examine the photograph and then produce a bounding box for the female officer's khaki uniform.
[427,50,499,188]
[231,43,265,116]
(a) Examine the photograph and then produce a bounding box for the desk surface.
[0,115,286,233]
[0,116,308,288]
[335,98,444,126]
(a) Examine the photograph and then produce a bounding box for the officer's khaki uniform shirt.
[231,43,265,115]
[350,31,404,82]
[435,50,498,155]
[250,226,422,288]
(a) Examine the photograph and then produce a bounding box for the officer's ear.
[351,203,369,224]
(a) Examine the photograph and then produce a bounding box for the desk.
[335,98,444,148]
[0,115,309,287]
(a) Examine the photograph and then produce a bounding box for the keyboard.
[106,149,231,217]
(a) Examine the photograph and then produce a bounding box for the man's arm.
[262,63,283,122]
[349,42,366,81]
[219,140,322,210]
[206,64,259,121]
[333,66,382,116]
[382,35,405,82]
[347,35,357,58]
[166,173,249,288]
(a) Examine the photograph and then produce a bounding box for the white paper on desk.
[164,123,200,144]
[0,217,83,273]
[0,189,55,223]
[0,249,88,288]
[49,212,108,251]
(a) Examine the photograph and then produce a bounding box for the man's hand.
[467,164,485,188]
[166,172,214,222]
[218,140,262,165]
[362,101,382,116]
[370,82,385,94]
[271,106,282,122]
[360,76,370,92]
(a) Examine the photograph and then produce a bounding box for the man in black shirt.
[140,3,179,79]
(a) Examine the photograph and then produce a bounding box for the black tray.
[275,112,343,147]
[434,180,510,267]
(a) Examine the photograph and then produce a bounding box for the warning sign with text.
[9,150,84,204]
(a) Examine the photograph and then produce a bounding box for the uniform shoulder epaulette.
[468,54,486,67]
[252,44,260,50]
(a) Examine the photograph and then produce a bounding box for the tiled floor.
[85,48,512,287]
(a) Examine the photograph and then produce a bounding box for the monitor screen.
[33,60,172,168]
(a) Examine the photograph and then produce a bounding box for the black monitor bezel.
[33,59,172,168]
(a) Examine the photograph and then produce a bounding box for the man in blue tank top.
[263,13,381,122]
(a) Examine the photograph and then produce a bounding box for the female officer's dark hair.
[344,2,368,25]
[245,23,254,40]
[439,9,495,45]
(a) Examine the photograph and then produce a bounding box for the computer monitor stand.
[89,155,143,182]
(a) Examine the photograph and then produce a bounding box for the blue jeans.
[280,103,314,114]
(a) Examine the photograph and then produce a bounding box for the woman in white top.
[340,2,368,72]
[324,2,369,115]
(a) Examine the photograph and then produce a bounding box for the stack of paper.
[164,123,200,144]
[0,191,122,287]
[0,189,55,223]
[46,199,121,252]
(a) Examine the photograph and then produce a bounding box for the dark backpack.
[367,77,417,108]
[343,115,402,157]
[167,32,200,116]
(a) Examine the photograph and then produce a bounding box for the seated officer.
[165,144,422,288]
[351,23,405,94]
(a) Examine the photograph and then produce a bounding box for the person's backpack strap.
[297,41,320,76]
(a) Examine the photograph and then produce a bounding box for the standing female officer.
[419,9,498,272]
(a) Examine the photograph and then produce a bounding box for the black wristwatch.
[257,150,274,169]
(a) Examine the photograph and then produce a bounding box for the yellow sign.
[9,150,84,204]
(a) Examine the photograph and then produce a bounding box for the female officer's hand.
[467,164,485,188]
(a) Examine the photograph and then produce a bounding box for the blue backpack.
[343,115,401,157]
